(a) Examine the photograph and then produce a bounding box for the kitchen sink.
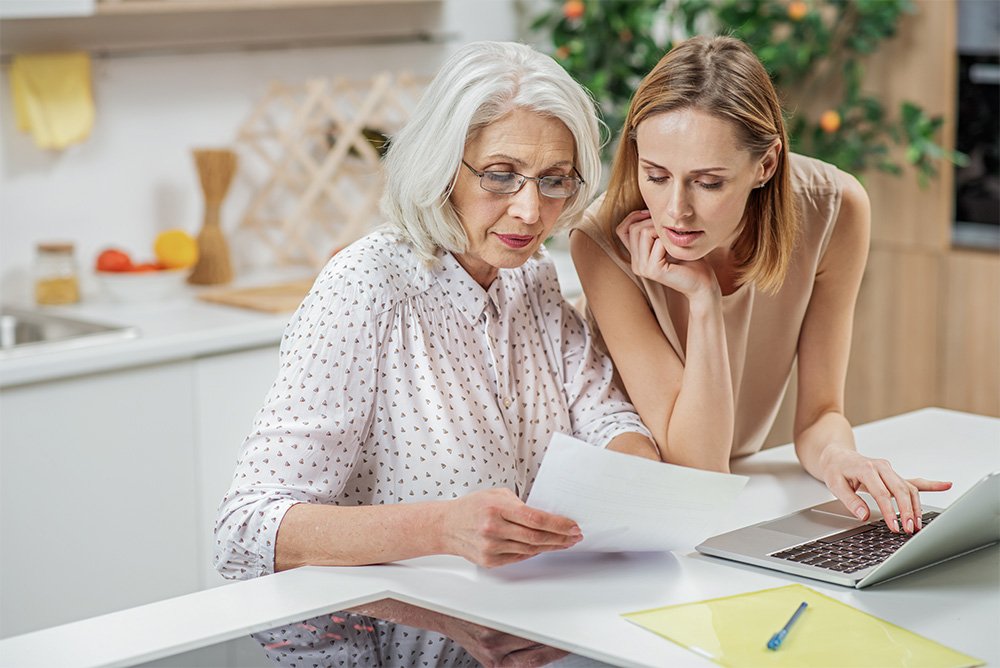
[0,306,138,358]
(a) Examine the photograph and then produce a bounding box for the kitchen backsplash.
[0,0,518,303]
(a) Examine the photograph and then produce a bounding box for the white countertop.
[0,408,996,667]
[0,287,294,388]
[0,250,584,388]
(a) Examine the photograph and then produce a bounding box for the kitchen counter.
[0,290,294,389]
[0,249,583,389]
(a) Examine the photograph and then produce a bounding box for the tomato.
[96,249,133,272]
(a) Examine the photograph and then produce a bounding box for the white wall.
[0,0,519,302]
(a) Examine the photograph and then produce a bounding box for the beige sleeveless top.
[575,153,844,458]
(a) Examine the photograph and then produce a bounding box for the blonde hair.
[600,35,798,293]
[381,41,602,264]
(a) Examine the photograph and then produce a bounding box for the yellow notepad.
[624,584,982,667]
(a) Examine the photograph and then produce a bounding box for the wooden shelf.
[0,0,444,58]
[94,0,435,16]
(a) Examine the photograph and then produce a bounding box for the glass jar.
[34,242,80,305]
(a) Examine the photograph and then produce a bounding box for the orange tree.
[531,0,965,184]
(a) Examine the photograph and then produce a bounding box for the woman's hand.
[443,616,569,667]
[346,599,568,666]
[819,447,952,534]
[615,210,719,301]
[444,488,582,567]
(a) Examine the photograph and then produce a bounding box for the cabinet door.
[0,361,199,638]
[942,250,1000,416]
[845,247,942,424]
[193,346,279,590]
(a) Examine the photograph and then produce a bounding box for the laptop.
[696,470,999,588]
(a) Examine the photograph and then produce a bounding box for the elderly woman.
[215,41,654,578]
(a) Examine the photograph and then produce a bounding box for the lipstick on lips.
[495,233,535,249]
[664,226,703,248]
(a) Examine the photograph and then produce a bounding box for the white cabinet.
[0,362,197,638]
[192,346,279,591]
[0,344,279,638]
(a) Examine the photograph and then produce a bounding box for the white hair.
[380,41,603,263]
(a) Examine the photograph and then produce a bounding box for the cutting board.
[197,280,314,313]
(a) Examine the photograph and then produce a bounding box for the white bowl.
[96,268,190,303]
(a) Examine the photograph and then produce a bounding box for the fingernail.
[892,518,900,533]
[854,507,867,519]
[917,515,923,530]
[906,518,914,534]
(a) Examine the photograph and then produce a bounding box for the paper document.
[624,584,982,667]
[525,433,748,552]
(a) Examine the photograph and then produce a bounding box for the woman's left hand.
[820,447,952,534]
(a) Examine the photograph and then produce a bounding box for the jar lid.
[37,242,75,254]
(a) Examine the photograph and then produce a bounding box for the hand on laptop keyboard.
[816,447,952,535]
[771,512,941,573]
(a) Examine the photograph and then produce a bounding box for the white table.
[1,408,997,667]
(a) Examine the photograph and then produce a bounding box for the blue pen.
[767,601,807,650]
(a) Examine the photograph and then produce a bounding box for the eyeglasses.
[461,160,584,199]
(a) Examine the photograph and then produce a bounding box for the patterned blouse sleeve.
[544,261,651,447]
[213,255,381,580]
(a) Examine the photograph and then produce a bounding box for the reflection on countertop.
[138,597,610,668]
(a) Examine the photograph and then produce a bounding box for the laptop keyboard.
[769,511,941,574]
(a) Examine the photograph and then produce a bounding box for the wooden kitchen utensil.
[188,148,237,285]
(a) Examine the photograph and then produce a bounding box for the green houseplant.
[530,0,965,185]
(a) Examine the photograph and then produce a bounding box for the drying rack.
[233,71,427,268]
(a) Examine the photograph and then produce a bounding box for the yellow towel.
[9,52,95,150]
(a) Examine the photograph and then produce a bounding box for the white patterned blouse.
[214,227,650,580]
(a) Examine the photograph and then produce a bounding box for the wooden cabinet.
[849,0,998,424]
[941,250,1000,416]
[845,248,943,422]
[765,1,997,447]
[0,345,279,638]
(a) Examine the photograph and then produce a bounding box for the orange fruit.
[819,110,841,133]
[154,229,198,269]
[563,0,584,20]
[788,1,808,21]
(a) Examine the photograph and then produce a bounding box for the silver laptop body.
[696,471,999,588]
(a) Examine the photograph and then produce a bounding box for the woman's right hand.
[616,210,719,301]
[443,488,582,568]
[443,616,569,667]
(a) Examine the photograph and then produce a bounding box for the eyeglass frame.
[460,160,585,199]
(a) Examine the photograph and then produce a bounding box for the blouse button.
[503,398,511,408]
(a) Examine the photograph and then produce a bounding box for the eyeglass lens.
[480,172,579,198]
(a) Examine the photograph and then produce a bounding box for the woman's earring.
[757,181,766,189]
